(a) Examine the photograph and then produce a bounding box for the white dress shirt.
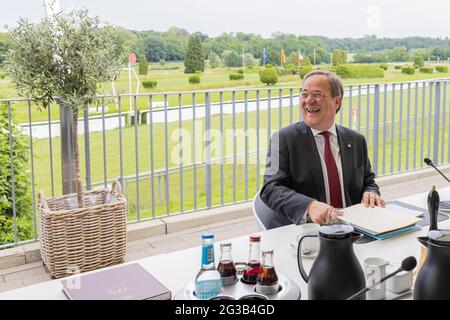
[300,123,346,223]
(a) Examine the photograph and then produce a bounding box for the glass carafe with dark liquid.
[256,250,279,295]
[217,242,237,286]
[242,235,261,284]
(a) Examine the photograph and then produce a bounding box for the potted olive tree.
[6,9,127,278]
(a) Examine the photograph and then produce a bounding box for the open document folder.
[340,203,421,236]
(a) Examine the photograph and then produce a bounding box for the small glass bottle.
[242,235,261,284]
[217,242,237,286]
[256,250,279,295]
[194,232,222,299]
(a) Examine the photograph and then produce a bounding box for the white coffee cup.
[295,223,320,257]
[386,264,413,294]
[363,257,389,300]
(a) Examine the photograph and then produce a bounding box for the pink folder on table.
[61,263,171,300]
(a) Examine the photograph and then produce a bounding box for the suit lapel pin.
[347,143,351,148]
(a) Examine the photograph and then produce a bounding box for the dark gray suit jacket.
[260,121,380,226]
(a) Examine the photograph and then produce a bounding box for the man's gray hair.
[303,70,344,98]
[303,70,344,111]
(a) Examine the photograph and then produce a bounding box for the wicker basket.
[38,181,127,279]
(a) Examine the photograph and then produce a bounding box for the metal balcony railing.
[1,78,449,248]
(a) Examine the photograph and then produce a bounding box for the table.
[1,186,449,300]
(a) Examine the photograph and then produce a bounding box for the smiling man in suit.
[260,70,384,227]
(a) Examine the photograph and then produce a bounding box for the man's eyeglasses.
[301,91,330,100]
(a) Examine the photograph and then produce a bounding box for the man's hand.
[361,191,385,208]
[307,200,343,225]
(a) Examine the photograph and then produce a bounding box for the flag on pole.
[263,48,267,66]
[281,48,286,66]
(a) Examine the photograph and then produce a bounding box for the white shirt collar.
[310,123,337,137]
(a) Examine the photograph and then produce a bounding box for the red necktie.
[320,131,343,208]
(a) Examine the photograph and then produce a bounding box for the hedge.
[299,65,314,79]
[394,65,402,70]
[435,66,448,73]
[335,64,384,79]
[259,66,278,85]
[419,67,434,74]
[188,74,201,84]
[401,66,415,75]
[142,80,157,89]
[229,73,244,80]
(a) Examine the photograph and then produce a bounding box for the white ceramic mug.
[296,223,320,257]
[363,257,389,300]
[386,264,413,294]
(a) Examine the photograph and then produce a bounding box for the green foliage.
[299,65,314,79]
[284,63,299,75]
[435,66,448,73]
[419,67,434,74]
[300,56,312,66]
[208,52,222,68]
[401,66,415,75]
[159,59,166,65]
[138,56,149,75]
[229,73,244,80]
[6,9,125,109]
[0,33,12,65]
[394,65,402,69]
[223,50,242,68]
[332,49,347,66]
[288,51,300,66]
[184,34,204,73]
[413,54,424,67]
[244,53,258,67]
[237,69,244,74]
[188,74,200,84]
[335,64,384,79]
[0,73,5,79]
[142,80,157,88]
[259,66,278,85]
[0,104,33,244]
[380,63,388,70]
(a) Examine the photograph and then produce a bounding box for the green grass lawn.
[28,79,450,223]
[2,62,450,123]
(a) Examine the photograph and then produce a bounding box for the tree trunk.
[72,110,85,208]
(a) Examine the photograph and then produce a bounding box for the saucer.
[289,243,318,258]
[385,288,413,300]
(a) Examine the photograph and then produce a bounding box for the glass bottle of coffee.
[242,235,261,284]
[217,242,237,286]
[256,250,279,295]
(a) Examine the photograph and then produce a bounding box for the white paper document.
[341,204,421,235]
[384,204,423,217]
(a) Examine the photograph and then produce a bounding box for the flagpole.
[242,47,245,76]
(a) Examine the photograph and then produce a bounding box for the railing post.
[373,84,380,175]
[60,104,76,194]
[205,92,212,209]
[433,82,441,163]
[83,104,91,190]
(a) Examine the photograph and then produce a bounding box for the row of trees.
[2,27,450,68]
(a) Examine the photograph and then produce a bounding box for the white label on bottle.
[195,279,222,299]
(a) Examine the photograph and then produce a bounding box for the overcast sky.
[1,0,449,38]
